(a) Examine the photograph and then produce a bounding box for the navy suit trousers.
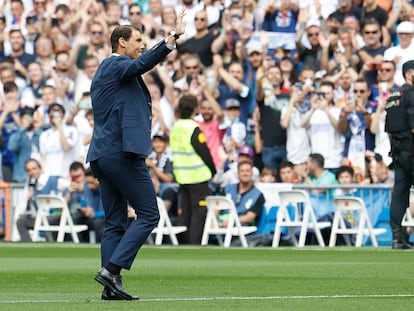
[90,152,159,270]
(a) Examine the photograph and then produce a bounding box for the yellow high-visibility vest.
[170,119,212,184]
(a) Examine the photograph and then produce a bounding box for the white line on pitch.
[1,294,414,304]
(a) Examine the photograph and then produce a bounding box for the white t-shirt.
[39,125,79,177]
[384,42,414,86]
[307,106,344,169]
[73,110,93,163]
[281,105,311,164]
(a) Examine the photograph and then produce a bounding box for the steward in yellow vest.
[169,95,216,244]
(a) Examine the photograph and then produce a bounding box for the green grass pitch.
[0,243,413,310]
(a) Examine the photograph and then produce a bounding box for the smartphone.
[79,100,92,109]
[294,82,303,90]
[186,75,193,85]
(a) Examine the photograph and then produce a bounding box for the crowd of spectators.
[0,0,411,241]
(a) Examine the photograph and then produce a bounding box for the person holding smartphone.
[39,103,78,178]
[8,107,44,182]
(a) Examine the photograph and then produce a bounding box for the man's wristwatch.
[169,30,180,40]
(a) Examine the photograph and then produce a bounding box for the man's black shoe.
[94,267,137,300]
[392,240,413,250]
[102,288,123,301]
[101,287,139,301]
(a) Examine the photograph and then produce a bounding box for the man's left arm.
[239,193,265,225]
[191,127,216,176]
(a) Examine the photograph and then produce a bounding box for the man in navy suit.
[87,10,186,301]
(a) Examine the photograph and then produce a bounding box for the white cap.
[306,19,321,29]
[246,41,263,55]
[397,21,414,33]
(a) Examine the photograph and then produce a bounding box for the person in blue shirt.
[8,106,44,182]
[16,158,70,241]
[222,160,265,227]
[76,168,104,243]
[64,162,104,243]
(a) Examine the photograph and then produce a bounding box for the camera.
[28,177,37,187]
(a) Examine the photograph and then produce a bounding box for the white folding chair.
[32,195,88,243]
[401,188,414,234]
[151,197,187,245]
[201,196,257,248]
[272,190,330,247]
[329,196,386,247]
[401,208,414,228]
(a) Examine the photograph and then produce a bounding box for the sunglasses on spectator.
[129,11,141,16]
[91,31,103,36]
[364,30,379,35]
[185,65,198,70]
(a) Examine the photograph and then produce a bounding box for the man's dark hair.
[55,4,70,14]
[85,167,95,177]
[3,81,18,94]
[309,153,324,169]
[362,18,380,30]
[320,80,335,90]
[238,159,253,170]
[177,94,198,119]
[335,165,354,180]
[111,25,141,53]
[9,28,24,38]
[48,103,65,115]
[354,77,369,88]
[279,160,294,170]
[25,158,41,169]
[69,161,85,172]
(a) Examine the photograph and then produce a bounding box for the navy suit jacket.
[86,41,172,162]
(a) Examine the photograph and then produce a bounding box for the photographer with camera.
[8,107,45,182]
[280,82,311,166]
[300,81,342,172]
[338,78,375,175]
[39,103,78,178]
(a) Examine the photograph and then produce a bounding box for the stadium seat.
[201,195,257,247]
[151,197,187,245]
[272,190,330,247]
[329,196,386,247]
[33,195,89,243]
